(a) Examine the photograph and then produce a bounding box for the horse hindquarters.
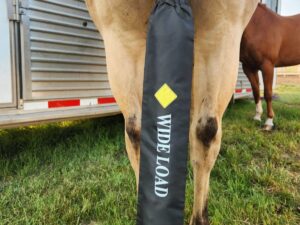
[86,0,259,224]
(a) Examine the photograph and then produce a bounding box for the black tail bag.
[137,0,194,224]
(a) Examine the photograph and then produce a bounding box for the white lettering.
[157,128,171,144]
[155,186,168,198]
[156,166,169,177]
[156,156,170,165]
[157,114,171,128]
[154,114,172,198]
[157,143,170,153]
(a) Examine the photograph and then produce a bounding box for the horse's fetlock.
[256,101,263,114]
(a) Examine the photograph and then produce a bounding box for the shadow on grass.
[0,115,125,180]
[0,115,124,158]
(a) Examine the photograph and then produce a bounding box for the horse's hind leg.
[243,65,262,121]
[189,113,222,225]
[261,61,275,131]
[99,32,146,187]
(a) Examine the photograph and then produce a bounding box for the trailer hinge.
[19,99,24,109]
[7,0,24,22]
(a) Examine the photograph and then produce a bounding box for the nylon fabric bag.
[137,0,194,224]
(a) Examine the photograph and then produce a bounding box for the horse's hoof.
[190,217,210,225]
[253,112,262,122]
[253,115,262,122]
[262,124,275,131]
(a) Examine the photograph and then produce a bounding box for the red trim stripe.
[235,88,252,94]
[48,99,80,108]
[47,97,116,108]
[98,97,116,105]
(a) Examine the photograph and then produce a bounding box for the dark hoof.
[190,205,210,225]
[190,216,210,225]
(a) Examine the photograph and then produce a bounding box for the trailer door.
[19,0,112,101]
[0,0,16,108]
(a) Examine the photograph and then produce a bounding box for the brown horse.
[240,3,300,130]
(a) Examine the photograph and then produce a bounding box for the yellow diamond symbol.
[155,84,178,109]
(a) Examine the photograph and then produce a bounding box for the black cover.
[137,0,194,224]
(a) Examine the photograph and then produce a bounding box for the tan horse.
[86,0,258,224]
[241,3,300,131]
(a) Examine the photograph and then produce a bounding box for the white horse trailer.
[0,0,279,128]
[0,0,119,128]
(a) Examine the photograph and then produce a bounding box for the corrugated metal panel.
[235,63,253,99]
[21,0,112,100]
[236,64,252,90]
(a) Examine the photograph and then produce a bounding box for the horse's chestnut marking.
[126,115,141,151]
[192,201,209,225]
[196,117,218,148]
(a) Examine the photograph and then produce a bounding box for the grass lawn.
[0,84,299,225]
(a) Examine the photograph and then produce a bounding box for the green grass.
[0,85,299,225]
